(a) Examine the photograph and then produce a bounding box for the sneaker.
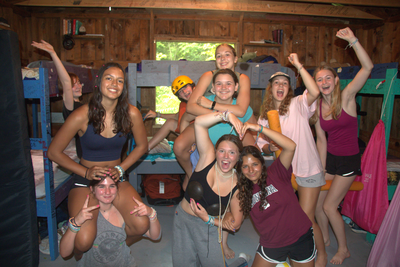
[350,223,367,234]
[238,253,252,263]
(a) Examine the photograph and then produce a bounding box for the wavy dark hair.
[88,62,132,135]
[212,69,239,99]
[259,76,293,119]
[237,146,268,217]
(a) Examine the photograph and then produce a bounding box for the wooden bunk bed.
[23,63,97,260]
[127,60,295,192]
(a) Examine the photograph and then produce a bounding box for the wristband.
[114,165,125,180]
[156,112,161,118]
[345,38,358,50]
[205,215,211,224]
[268,144,272,153]
[69,217,81,233]
[84,168,88,179]
[211,101,216,110]
[148,207,157,221]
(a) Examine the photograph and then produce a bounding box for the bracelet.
[84,168,88,179]
[148,207,157,221]
[298,64,303,72]
[205,215,215,226]
[215,110,230,122]
[267,144,272,153]
[211,101,216,110]
[156,112,161,118]
[69,217,81,233]
[258,125,264,133]
[345,38,358,50]
[114,165,125,178]
[205,215,211,224]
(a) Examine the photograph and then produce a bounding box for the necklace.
[215,165,234,244]
[214,162,234,178]
[101,205,113,221]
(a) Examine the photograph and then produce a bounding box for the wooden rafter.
[274,0,400,8]
[15,0,382,20]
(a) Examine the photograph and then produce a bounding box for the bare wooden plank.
[140,19,149,62]
[283,24,293,67]
[278,0,400,8]
[306,26,318,67]
[292,25,306,64]
[109,19,125,61]
[183,20,195,36]
[16,0,382,20]
[125,19,140,62]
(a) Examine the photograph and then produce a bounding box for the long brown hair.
[313,65,342,120]
[88,63,132,135]
[237,146,268,217]
[259,76,294,119]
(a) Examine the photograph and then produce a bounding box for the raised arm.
[241,122,296,170]
[288,53,320,106]
[338,28,373,102]
[31,40,73,110]
[194,111,243,170]
[212,74,251,117]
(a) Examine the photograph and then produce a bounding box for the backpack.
[142,174,183,206]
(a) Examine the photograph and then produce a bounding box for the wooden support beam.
[277,0,400,8]
[16,0,382,20]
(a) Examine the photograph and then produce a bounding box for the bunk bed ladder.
[23,67,59,260]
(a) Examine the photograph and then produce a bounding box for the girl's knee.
[125,216,150,236]
[75,230,96,252]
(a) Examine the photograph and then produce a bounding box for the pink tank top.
[319,102,359,156]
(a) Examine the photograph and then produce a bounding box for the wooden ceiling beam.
[274,0,400,8]
[15,0,382,20]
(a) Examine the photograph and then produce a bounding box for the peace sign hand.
[74,195,99,226]
[130,196,152,217]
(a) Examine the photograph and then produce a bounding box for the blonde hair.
[259,78,294,119]
[310,65,342,124]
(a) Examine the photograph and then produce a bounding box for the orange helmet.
[171,75,194,96]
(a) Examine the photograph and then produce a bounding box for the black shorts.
[326,152,362,177]
[71,173,91,188]
[256,228,316,264]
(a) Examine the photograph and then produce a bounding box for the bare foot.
[324,239,330,247]
[223,244,235,259]
[316,250,328,267]
[330,250,350,265]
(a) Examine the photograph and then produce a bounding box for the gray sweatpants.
[172,202,226,267]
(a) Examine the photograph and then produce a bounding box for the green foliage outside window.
[155,42,233,124]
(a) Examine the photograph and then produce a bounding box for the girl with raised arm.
[48,62,149,258]
[172,111,245,266]
[313,27,373,265]
[257,53,327,266]
[31,40,85,157]
[238,123,316,267]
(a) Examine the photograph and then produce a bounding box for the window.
[155,42,234,124]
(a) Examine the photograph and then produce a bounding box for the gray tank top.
[77,211,136,267]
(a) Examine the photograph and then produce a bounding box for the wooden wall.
[3,7,399,157]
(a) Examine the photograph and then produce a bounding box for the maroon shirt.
[250,159,311,248]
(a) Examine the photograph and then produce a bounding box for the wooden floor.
[39,197,373,267]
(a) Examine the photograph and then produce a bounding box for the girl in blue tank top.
[49,62,150,260]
